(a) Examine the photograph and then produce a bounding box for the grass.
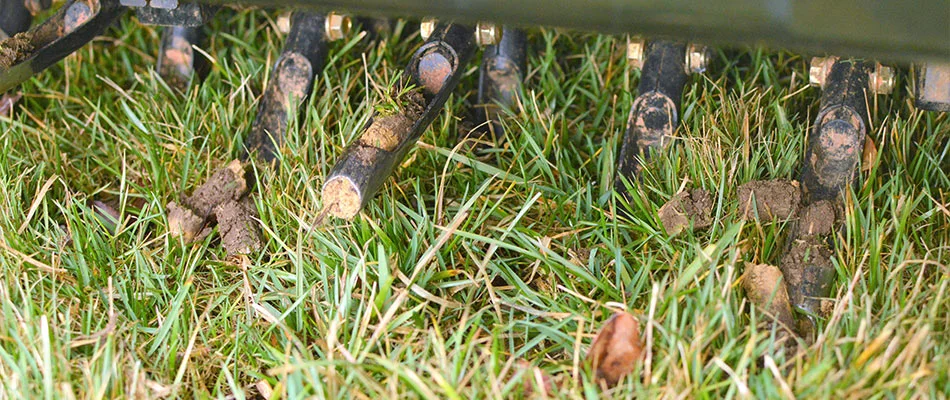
[1,9,948,399]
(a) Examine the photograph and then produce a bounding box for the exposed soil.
[0,33,34,69]
[738,180,801,221]
[322,177,361,219]
[586,312,644,388]
[741,263,797,333]
[359,113,413,152]
[657,188,714,236]
[166,160,262,256]
[167,201,208,243]
[799,200,837,237]
[184,160,248,218]
[214,199,262,256]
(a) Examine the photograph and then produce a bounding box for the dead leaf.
[517,360,556,397]
[585,311,644,387]
[862,135,877,172]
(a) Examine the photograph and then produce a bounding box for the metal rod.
[800,60,871,203]
[780,58,872,331]
[198,0,949,62]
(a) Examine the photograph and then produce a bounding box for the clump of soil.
[799,200,837,237]
[214,199,262,256]
[741,263,797,333]
[0,33,34,69]
[657,188,714,236]
[738,180,801,221]
[167,201,207,243]
[586,311,644,388]
[166,160,262,256]
[184,160,248,218]
[358,113,413,152]
[322,177,361,219]
[733,179,843,341]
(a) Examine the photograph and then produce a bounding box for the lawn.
[0,9,948,399]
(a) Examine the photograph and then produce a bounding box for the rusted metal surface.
[615,40,688,192]
[322,22,476,219]
[473,26,526,142]
[915,62,950,112]
[244,11,327,162]
[156,25,205,91]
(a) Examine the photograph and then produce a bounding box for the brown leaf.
[861,135,877,172]
[517,360,556,397]
[585,311,644,387]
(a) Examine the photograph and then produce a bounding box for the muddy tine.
[800,58,872,203]
[472,26,527,144]
[243,11,335,163]
[781,58,877,333]
[156,25,207,92]
[321,22,477,219]
[614,40,690,196]
[0,0,126,94]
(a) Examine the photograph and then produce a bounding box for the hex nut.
[869,63,896,95]
[475,22,501,46]
[809,56,838,89]
[276,11,291,34]
[420,18,437,41]
[325,12,351,41]
[685,44,708,74]
[626,36,645,69]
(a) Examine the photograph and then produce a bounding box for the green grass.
[1,9,949,399]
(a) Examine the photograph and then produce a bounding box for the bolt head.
[325,12,352,41]
[475,22,501,46]
[685,44,708,74]
[419,18,437,41]
[869,63,895,95]
[626,36,645,69]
